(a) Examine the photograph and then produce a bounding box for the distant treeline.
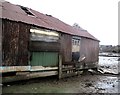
[99,45,120,53]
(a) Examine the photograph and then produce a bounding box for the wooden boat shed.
[0,1,99,82]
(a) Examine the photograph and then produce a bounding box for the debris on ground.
[97,88,105,91]
[85,82,93,87]
[7,85,10,87]
[118,58,120,61]
[81,68,119,76]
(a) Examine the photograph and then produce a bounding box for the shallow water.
[99,56,119,74]
[98,53,119,93]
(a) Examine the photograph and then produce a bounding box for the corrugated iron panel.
[29,41,60,52]
[17,22,30,66]
[30,52,58,67]
[2,20,30,66]
[60,34,72,62]
[80,38,99,63]
[1,1,99,41]
[2,20,19,66]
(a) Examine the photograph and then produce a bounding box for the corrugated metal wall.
[60,34,99,64]
[2,19,99,67]
[2,20,30,66]
[80,37,99,63]
[29,41,60,52]
[60,34,72,63]
[30,52,58,67]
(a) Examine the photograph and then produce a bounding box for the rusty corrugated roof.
[1,1,99,41]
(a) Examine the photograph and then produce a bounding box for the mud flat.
[2,74,119,93]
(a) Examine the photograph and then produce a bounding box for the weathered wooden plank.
[0,66,58,73]
[27,71,58,78]
[30,66,58,71]
[0,66,30,73]
[2,71,58,83]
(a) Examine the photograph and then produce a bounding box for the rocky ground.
[2,53,120,94]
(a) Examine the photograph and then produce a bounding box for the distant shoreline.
[99,52,120,57]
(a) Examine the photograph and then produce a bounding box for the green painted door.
[30,52,58,67]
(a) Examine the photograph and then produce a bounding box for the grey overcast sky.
[5,0,119,45]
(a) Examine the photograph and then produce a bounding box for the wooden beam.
[2,71,58,83]
[27,71,58,78]
[0,66,30,73]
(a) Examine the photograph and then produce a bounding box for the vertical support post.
[58,54,62,79]
[0,1,3,94]
[118,2,120,93]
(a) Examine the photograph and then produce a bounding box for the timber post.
[58,54,62,79]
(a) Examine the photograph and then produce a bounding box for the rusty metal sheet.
[29,41,60,52]
[60,34,72,62]
[2,20,30,66]
[80,38,99,63]
[1,1,99,41]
